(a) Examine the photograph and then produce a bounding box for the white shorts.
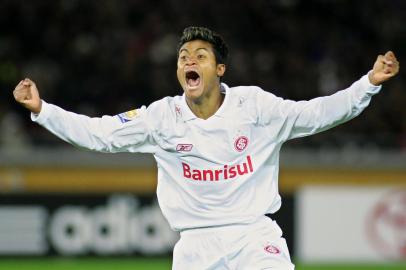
[172,216,295,270]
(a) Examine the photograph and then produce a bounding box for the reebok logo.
[176,144,193,152]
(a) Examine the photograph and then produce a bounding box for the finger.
[22,81,31,87]
[376,55,387,67]
[13,90,28,101]
[14,83,29,93]
[14,80,24,90]
[379,70,394,81]
[14,83,23,91]
[24,91,32,100]
[13,86,27,96]
[384,52,397,67]
[384,51,395,60]
[24,78,35,84]
[383,57,394,65]
[22,77,31,84]
[386,59,400,70]
[383,65,399,75]
[13,83,30,95]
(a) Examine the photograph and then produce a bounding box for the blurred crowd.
[0,0,405,151]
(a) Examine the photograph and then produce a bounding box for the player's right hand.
[13,78,42,114]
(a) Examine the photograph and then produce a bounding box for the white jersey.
[32,74,381,231]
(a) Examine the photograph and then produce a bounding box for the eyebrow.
[179,47,210,54]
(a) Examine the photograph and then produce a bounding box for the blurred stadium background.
[0,0,405,269]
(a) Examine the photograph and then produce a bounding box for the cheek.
[176,69,183,82]
[202,65,220,80]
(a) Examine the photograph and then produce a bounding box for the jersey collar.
[181,83,230,121]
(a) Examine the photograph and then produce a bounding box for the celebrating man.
[14,27,399,269]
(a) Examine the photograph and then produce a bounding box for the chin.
[184,84,204,99]
[185,89,204,103]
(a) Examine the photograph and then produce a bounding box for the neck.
[186,86,224,120]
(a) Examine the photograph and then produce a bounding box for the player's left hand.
[368,51,400,85]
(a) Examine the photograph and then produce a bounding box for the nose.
[185,57,197,66]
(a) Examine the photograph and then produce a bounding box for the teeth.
[185,70,201,89]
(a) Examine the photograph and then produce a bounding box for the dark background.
[0,0,405,149]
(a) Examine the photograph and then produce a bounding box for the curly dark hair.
[177,26,229,64]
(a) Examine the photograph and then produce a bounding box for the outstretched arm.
[284,51,400,140]
[257,51,400,141]
[13,79,157,153]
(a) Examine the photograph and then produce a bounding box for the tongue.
[187,77,200,87]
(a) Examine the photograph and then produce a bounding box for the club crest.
[234,136,249,152]
[264,244,281,255]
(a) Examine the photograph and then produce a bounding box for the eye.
[197,54,206,60]
[179,55,187,62]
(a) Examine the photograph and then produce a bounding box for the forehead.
[179,39,214,53]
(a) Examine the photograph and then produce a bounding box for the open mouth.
[185,71,201,88]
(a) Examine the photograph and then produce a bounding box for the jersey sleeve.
[31,100,160,153]
[256,73,382,142]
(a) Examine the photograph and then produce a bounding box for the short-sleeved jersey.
[32,74,381,231]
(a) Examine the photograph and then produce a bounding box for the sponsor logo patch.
[117,109,138,123]
[264,244,281,255]
[182,155,254,182]
[176,144,193,152]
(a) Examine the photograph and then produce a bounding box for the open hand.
[13,78,42,114]
[369,51,400,85]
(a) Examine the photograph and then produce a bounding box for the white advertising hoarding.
[0,194,178,256]
[296,186,405,262]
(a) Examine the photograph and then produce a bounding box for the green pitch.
[297,263,406,270]
[0,258,171,270]
[0,258,405,270]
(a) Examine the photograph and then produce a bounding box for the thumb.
[384,51,395,59]
[22,78,36,88]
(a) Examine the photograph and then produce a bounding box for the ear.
[216,64,226,77]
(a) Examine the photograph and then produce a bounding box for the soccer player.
[13,27,399,269]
